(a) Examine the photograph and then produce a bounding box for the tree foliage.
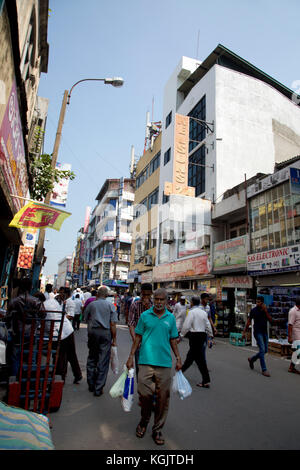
[30,153,75,201]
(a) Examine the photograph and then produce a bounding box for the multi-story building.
[0,0,49,302]
[87,178,135,285]
[247,156,300,339]
[152,44,300,293]
[57,255,72,288]
[128,132,161,287]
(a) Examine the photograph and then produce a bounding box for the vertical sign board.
[164,114,195,197]
[0,81,28,211]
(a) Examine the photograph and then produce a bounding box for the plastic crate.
[229,332,245,347]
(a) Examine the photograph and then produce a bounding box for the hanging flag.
[9,201,71,231]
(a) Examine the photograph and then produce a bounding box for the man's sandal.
[288,368,300,374]
[136,424,146,438]
[152,431,165,445]
[196,383,210,388]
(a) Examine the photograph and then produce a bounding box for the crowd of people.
[1,279,300,446]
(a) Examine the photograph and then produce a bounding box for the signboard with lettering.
[153,254,209,282]
[164,114,195,197]
[247,244,300,275]
[213,236,248,271]
[0,81,29,211]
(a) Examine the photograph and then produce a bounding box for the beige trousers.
[137,364,172,432]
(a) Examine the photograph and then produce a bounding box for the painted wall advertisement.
[153,254,209,282]
[0,81,28,211]
[247,244,300,275]
[213,236,248,271]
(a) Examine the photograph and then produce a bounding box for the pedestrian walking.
[82,289,97,316]
[180,296,213,388]
[242,296,273,377]
[126,288,182,446]
[127,283,153,379]
[199,293,217,358]
[54,287,82,384]
[83,288,91,303]
[172,296,189,337]
[44,283,54,300]
[83,286,117,396]
[124,291,133,325]
[288,297,300,374]
[73,293,83,331]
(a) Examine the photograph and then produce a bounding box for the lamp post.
[32,77,124,292]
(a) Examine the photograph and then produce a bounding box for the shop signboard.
[213,236,248,271]
[247,244,300,275]
[16,246,34,270]
[153,254,209,282]
[141,271,153,283]
[220,275,253,289]
[0,81,29,211]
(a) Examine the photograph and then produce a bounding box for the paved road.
[49,319,300,450]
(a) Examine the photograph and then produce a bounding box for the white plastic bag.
[0,340,6,364]
[121,368,135,412]
[109,365,128,398]
[172,370,192,400]
[110,345,119,374]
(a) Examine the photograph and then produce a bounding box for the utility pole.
[32,90,69,291]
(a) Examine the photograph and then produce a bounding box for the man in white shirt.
[173,296,189,335]
[83,289,92,303]
[73,294,83,330]
[54,287,82,384]
[180,296,212,388]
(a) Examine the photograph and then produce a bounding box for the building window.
[165,111,172,129]
[162,193,169,204]
[149,151,161,175]
[188,145,206,196]
[136,166,149,189]
[249,181,300,253]
[164,148,171,165]
[189,95,206,152]
[148,188,159,210]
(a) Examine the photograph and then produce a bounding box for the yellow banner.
[9,202,71,231]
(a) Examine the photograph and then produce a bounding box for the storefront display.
[257,286,300,338]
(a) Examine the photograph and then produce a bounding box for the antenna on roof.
[143,110,162,153]
[196,29,200,59]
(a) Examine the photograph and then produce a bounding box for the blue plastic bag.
[172,370,192,400]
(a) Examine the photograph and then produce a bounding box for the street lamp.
[33,76,124,291]
[67,77,124,104]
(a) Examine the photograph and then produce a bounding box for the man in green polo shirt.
[126,288,182,446]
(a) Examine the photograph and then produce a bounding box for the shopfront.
[214,275,255,336]
[247,247,300,339]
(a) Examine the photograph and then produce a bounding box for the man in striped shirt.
[128,283,153,378]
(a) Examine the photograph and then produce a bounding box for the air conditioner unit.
[197,234,210,249]
[270,175,278,185]
[163,229,175,244]
[144,255,153,266]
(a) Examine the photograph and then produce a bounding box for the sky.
[37,0,300,277]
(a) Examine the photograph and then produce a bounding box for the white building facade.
[154,44,300,290]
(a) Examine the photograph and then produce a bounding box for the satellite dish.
[291,349,300,365]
